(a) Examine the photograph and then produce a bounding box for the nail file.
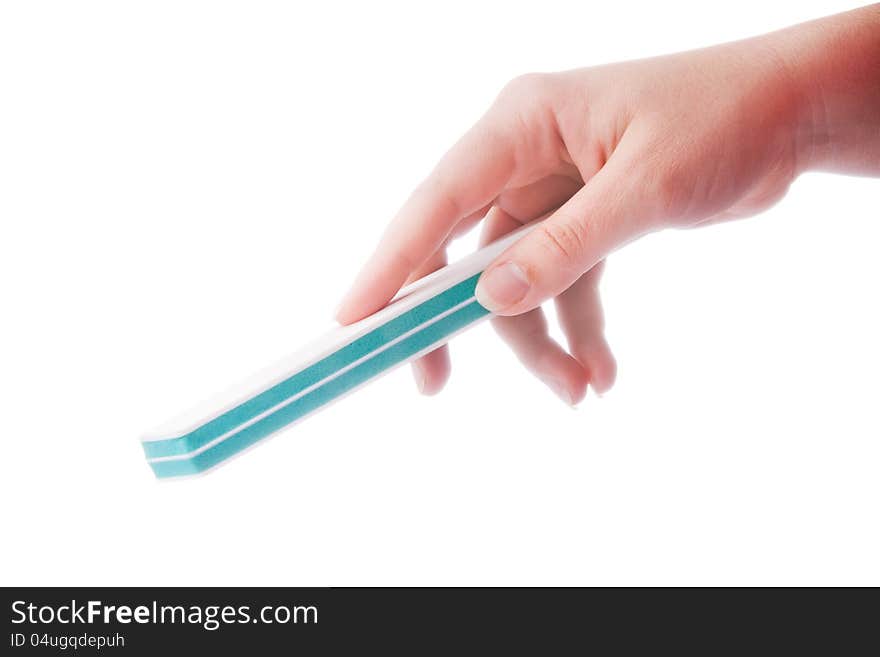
[141,222,537,478]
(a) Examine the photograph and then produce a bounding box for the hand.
[335,6,880,404]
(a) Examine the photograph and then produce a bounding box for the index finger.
[335,120,516,324]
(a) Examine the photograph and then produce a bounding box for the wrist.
[766,4,880,175]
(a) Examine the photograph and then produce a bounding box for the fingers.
[406,248,452,395]
[411,346,451,396]
[555,262,617,395]
[492,310,590,406]
[474,142,649,316]
[335,119,517,325]
[481,205,589,405]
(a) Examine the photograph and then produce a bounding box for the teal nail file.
[142,222,537,478]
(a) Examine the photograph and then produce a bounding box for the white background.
[1,1,877,586]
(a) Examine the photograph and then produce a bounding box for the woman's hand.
[335,5,880,404]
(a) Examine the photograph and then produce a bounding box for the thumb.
[475,150,651,316]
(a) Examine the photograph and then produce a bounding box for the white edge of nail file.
[141,221,538,477]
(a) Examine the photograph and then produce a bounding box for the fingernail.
[475,262,530,312]
[545,378,574,406]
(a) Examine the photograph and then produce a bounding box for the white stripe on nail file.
[141,221,537,478]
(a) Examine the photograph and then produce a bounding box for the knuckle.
[496,72,556,105]
[415,174,465,219]
[387,246,418,277]
[489,73,560,160]
[534,220,587,266]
